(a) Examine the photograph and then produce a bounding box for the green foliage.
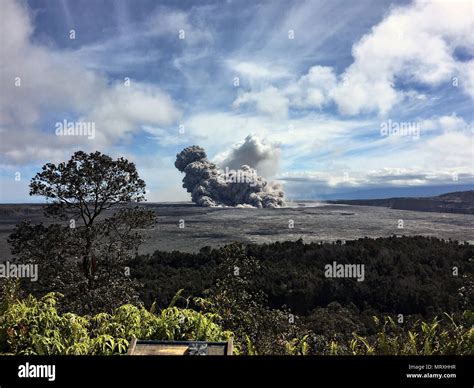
[0,285,470,356]
[132,237,473,316]
[0,292,90,355]
[0,293,231,355]
[344,313,473,355]
[128,238,472,355]
[29,150,146,214]
[198,243,310,355]
[3,234,472,355]
[9,151,157,314]
[285,335,310,355]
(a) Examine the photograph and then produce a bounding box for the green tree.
[9,151,155,314]
[200,243,307,354]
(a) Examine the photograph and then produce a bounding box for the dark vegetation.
[8,151,155,314]
[131,236,473,316]
[128,237,473,353]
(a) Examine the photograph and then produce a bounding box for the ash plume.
[175,145,286,208]
[216,135,281,178]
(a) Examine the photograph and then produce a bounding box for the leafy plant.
[0,293,231,355]
[9,151,156,314]
[344,313,473,355]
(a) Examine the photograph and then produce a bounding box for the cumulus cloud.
[286,66,337,109]
[215,135,281,178]
[232,0,473,117]
[421,114,472,133]
[335,1,473,115]
[0,0,181,165]
[175,145,286,208]
[329,0,474,115]
[85,83,181,145]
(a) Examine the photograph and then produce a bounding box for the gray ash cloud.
[175,145,286,208]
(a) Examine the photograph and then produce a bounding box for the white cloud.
[421,114,472,133]
[229,60,289,84]
[331,0,474,115]
[278,112,473,191]
[182,110,371,155]
[423,131,473,168]
[233,0,473,117]
[286,66,337,109]
[456,60,474,98]
[233,86,289,119]
[1,0,472,203]
[85,83,181,145]
[281,166,472,190]
[0,0,182,165]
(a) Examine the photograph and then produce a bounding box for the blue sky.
[0,0,473,202]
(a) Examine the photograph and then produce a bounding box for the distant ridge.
[327,190,474,214]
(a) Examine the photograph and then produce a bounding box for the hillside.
[326,190,474,214]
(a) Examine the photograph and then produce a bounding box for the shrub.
[346,313,474,355]
[0,293,231,355]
